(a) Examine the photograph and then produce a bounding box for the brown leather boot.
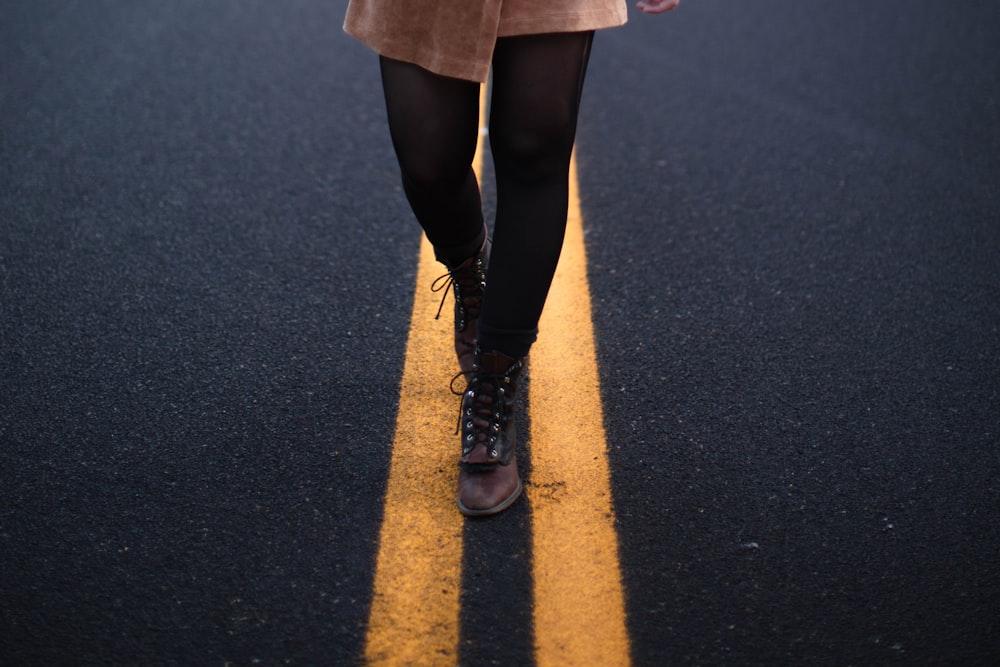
[432,237,490,375]
[456,349,524,516]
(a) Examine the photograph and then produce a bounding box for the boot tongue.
[477,350,518,375]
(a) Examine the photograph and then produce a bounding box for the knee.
[397,138,472,196]
[391,119,478,196]
[489,101,576,183]
[399,152,470,197]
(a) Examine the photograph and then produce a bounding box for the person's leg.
[458,31,595,516]
[379,56,486,261]
[379,56,489,371]
[476,30,595,357]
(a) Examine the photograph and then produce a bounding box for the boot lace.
[454,358,522,460]
[431,254,486,331]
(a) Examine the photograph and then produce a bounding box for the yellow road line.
[361,239,463,666]
[529,152,632,666]
[363,85,489,667]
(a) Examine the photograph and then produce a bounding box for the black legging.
[380,31,594,357]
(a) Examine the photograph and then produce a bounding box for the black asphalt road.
[2,1,998,665]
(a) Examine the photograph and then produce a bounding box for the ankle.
[476,323,536,360]
[433,224,487,268]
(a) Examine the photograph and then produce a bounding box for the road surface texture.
[2,0,997,664]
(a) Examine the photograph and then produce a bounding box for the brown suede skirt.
[343,0,628,82]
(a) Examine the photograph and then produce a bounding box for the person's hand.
[637,0,681,14]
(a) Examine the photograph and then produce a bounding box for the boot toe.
[457,458,522,517]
